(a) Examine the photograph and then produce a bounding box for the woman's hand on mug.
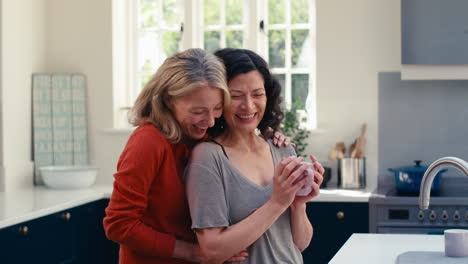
[309,155,324,186]
[271,156,311,208]
[309,155,325,185]
[292,179,321,207]
[291,155,324,206]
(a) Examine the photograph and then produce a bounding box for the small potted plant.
[281,101,310,157]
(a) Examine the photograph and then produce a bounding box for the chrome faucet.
[419,157,468,210]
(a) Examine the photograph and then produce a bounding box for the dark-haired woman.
[185,48,324,263]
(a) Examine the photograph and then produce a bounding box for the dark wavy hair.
[208,48,284,138]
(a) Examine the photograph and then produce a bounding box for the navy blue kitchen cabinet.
[0,199,118,264]
[73,199,119,263]
[0,211,74,263]
[302,202,369,264]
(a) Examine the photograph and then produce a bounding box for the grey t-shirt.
[184,139,303,264]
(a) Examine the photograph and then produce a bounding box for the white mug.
[445,229,468,257]
[294,161,315,196]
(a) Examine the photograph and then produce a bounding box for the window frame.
[112,0,316,129]
[261,0,317,129]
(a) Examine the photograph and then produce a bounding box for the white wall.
[0,1,3,191]
[0,0,46,191]
[32,0,47,70]
[45,0,127,184]
[308,0,401,191]
[0,0,3,191]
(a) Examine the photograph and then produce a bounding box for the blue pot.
[388,160,446,193]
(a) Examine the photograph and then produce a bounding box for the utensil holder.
[337,158,366,189]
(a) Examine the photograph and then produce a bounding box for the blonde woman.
[104,49,245,264]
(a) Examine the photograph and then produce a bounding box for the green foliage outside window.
[268,0,310,67]
[204,0,221,25]
[140,0,159,28]
[163,32,181,57]
[268,0,285,24]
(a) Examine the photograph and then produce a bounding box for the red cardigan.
[104,124,195,264]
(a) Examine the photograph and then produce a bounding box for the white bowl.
[40,165,97,189]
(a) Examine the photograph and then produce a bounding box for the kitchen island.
[329,233,468,264]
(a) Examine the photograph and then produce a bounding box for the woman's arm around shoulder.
[268,138,297,159]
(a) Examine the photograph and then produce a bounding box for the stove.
[369,179,468,234]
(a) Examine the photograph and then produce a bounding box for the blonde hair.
[128,48,230,143]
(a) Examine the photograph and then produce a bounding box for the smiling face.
[172,85,223,140]
[224,70,266,134]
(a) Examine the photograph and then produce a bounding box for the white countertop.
[329,233,450,264]
[0,184,112,229]
[313,188,372,202]
[0,184,370,230]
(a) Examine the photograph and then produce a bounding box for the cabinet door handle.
[337,211,345,220]
[18,226,29,236]
[61,212,71,222]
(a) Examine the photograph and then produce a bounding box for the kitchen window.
[112,0,316,129]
